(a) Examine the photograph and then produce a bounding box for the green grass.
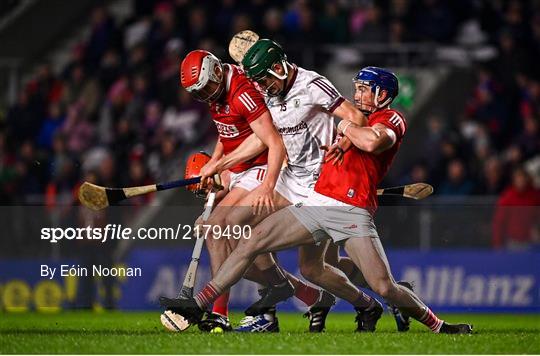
[1,312,539,354]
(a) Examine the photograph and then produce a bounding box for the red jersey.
[210,64,269,173]
[492,186,540,248]
[314,108,407,213]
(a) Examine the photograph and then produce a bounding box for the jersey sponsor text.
[277,121,308,135]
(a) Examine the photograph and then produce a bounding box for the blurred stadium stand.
[0,0,538,261]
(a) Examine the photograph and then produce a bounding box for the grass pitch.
[1,311,539,354]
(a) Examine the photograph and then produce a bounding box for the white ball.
[160,310,191,332]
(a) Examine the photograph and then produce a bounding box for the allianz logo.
[400,267,536,307]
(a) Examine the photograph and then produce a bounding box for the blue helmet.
[353,66,399,109]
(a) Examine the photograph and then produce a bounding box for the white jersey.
[265,66,345,182]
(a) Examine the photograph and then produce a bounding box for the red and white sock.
[294,280,321,307]
[212,292,229,317]
[419,307,444,332]
[194,282,222,310]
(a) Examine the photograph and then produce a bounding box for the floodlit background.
[0,0,538,313]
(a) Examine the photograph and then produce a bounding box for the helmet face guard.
[242,39,288,96]
[181,50,224,103]
[352,67,399,113]
[189,76,223,103]
[352,81,377,114]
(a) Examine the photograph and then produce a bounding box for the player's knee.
[224,206,250,226]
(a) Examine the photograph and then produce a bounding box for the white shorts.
[288,191,379,244]
[228,165,267,191]
[275,168,316,204]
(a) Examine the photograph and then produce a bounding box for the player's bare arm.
[321,100,367,165]
[200,133,266,180]
[248,110,286,214]
[333,99,368,127]
[338,121,397,154]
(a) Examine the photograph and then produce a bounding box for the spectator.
[14,141,43,200]
[142,101,164,150]
[147,133,182,182]
[37,103,65,150]
[439,159,475,195]
[465,70,509,148]
[399,162,430,186]
[61,64,101,119]
[98,49,122,92]
[85,6,117,70]
[6,91,40,142]
[351,4,387,43]
[162,90,208,145]
[230,13,253,41]
[318,2,348,43]
[492,167,540,249]
[515,117,539,159]
[422,115,446,170]
[186,7,210,49]
[156,38,184,106]
[98,75,133,145]
[261,8,286,45]
[147,2,179,63]
[61,104,95,155]
[413,0,456,43]
[0,132,17,203]
[125,72,152,122]
[388,19,408,44]
[111,117,138,177]
[477,156,506,195]
[125,158,154,206]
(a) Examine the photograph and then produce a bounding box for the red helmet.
[180,50,224,103]
[184,151,211,194]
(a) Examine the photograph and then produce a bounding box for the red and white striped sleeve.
[372,110,407,138]
[231,85,269,123]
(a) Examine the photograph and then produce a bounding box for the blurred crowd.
[0,0,538,247]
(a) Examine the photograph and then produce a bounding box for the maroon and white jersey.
[210,64,269,173]
[264,66,344,183]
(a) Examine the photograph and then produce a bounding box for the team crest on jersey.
[214,121,240,138]
[347,188,355,198]
[215,104,230,114]
[294,99,300,108]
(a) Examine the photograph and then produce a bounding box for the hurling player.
[162,66,473,334]
[172,50,327,332]
[164,40,385,333]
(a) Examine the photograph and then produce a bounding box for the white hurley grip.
[179,190,217,296]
